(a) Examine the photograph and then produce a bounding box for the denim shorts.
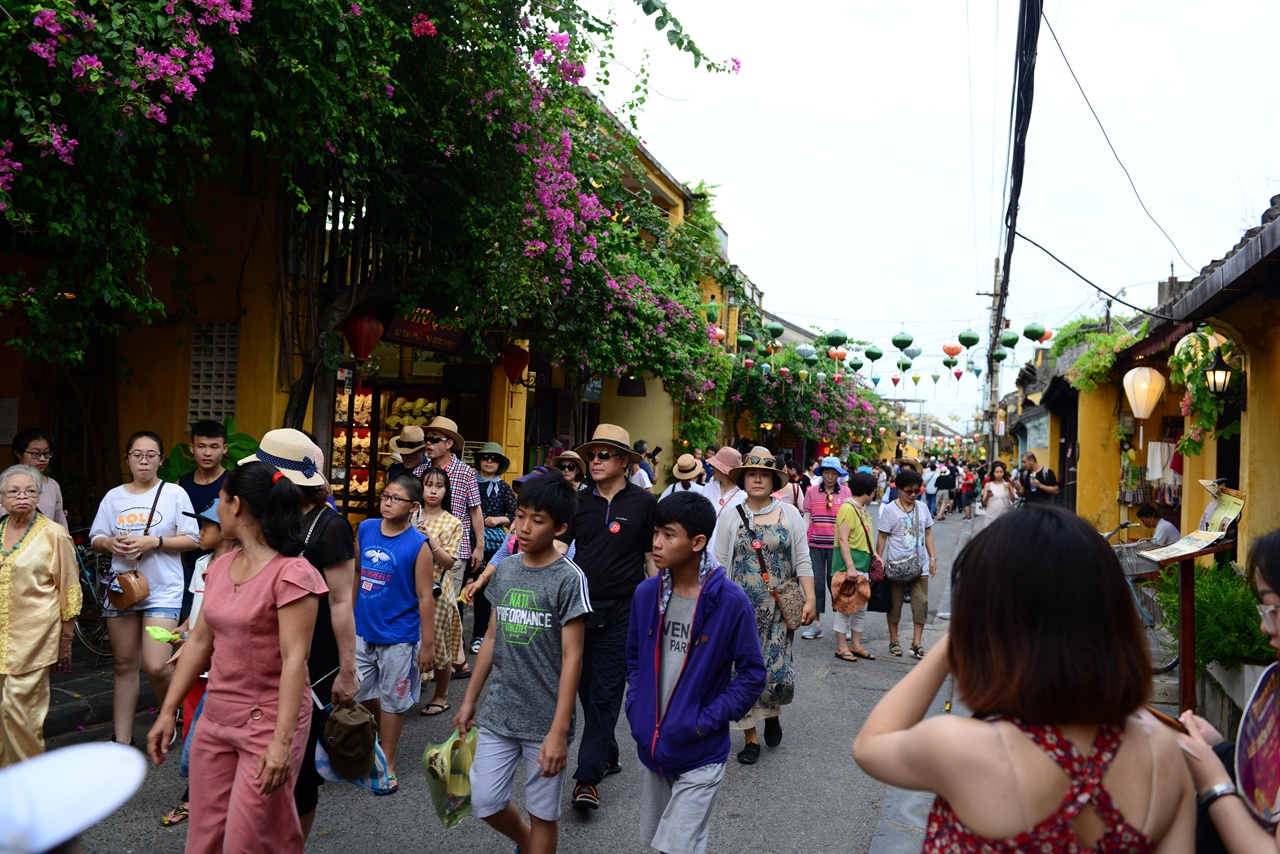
[101,606,181,621]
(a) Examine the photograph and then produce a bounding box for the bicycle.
[69,526,113,658]
[1102,521,1178,675]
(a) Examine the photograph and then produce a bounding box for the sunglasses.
[743,455,782,469]
[423,436,448,445]
[584,451,616,462]
[477,454,501,462]
[557,463,579,472]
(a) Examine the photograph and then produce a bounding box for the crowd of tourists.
[0,421,1274,853]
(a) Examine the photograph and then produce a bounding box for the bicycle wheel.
[76,557,113,658]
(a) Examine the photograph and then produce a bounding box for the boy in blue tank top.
[353,474,438,790]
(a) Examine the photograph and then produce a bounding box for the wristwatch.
[1197,781,1238,809]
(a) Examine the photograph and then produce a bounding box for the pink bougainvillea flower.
[547,32,570,52]
[411,13,436,37]
[347,2,362,15]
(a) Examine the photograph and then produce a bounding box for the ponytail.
[223,462,305,555]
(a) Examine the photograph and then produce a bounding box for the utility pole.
[985,257,1003,463]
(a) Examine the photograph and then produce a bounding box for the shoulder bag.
[736,504,805,631]
[855,506,885,582]
[883,502,924,584]
[107,482,163,610]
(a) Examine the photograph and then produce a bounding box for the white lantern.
[1122,366,1166,448]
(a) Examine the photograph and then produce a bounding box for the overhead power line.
[1015,231,1179,321]
[1039,12,1197,273]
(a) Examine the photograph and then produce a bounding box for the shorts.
[354,638,421,715]
[102,605,181,620]
[470,729,568,822]
[639,762,726,854]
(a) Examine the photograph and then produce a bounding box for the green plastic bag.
[423,727,477,828]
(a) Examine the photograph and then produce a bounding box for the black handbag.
[866,578,892,613]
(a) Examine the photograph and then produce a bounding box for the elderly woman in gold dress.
[0,465,80,766]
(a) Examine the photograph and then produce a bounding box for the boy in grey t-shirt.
[455,475,589,854]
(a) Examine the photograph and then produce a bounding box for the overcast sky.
[584,0,1280,421]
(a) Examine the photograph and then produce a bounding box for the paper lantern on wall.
[1122,366,1166,448]
[340,313,384,363]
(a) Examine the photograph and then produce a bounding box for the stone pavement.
[46,640,150,739]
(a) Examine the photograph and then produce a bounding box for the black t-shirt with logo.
[301,503,356,706]
[1020,467,1059,502]
[560,481,656,604]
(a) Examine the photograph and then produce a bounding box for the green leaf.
[655,15,666,29]
[666,29,680,45]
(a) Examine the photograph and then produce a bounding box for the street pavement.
[56,507,979,854]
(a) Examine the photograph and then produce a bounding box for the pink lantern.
[744,358,755,369]
[713,327,727,342]
[833,373,843,384]
[878,427,886,435]
[953,368,963,380]
[942,341,963,358]
[891,375,901,386]
[779,366,790,377]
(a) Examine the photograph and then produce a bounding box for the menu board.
[1139,529,1226,562]
[1207,486,1247,533]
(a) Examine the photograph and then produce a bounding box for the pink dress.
[186,551,328,854]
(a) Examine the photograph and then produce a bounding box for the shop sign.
[582,377,603,402]
[384,309,465,352]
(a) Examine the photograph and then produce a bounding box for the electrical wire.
[1014,231,1179,321]
[964,0,982,295]
[1039,11,1196,273]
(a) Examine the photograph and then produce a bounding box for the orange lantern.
[942,341,963,358]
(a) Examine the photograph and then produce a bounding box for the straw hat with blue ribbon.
[239,428,328,487]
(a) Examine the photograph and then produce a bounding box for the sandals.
[375,774,398,796]
[160,803,189,826]
[852,648,877,660]
[421,701,451,716]
[452,662,472,680]
[911,644,927,659]
[889,642,903,657]
[834,649,858,662]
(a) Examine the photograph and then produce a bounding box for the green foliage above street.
[1167,326,1241,456]
[1054,317,1148,395]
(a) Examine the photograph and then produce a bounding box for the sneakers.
[603,757,622,776]
[800,622,823,640]
[737,743,761,765]
[572,783,600,810]
[470,637,483,654]
[764,717,782,747]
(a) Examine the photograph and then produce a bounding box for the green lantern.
[896,357,912,372]
[849,357,864,372]
[737,333,754,351]
[992,347,1008,362]
[943,356,959,369]
[1000,329,1020,349]
[864,345,883,362]
[958,329,980,349]
[804,354,819,367]
[701,303,720,322]
[892,331,914,351]
[826,329,848,347]
[1023,322,1045,342]
[764,320,786,340]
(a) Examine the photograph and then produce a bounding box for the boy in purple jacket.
[625,492,766,854]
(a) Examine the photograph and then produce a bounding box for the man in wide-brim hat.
[658,453,705,500]
[562,424,656,811]
[386,426,427,483]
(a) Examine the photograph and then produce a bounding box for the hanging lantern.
[833,373,844,384]
[1175,329,1228,361]
[713,327,727,342]
[1039,328,1054,343]
[942,357,958,369]
[798,369,809,382]
[1122,366,1167,448]
[911,373,921,386]
[899,431,907,439]
[870,375,881,387]
[891,374,901,387]
[779,366,790,378]
[764,320,786,340]
[942,341,963,358]
[1000,329,1020,349]
[849,357,865,372]
[701,303,720,322]
[972,365,982,379]
[826,329,848,347]
[930,372,940,384]
[761,362,772,376]
[816,371,828,384]
[958,329,980,349]
[878,427,887,435]
[896,357,912,372]
[992,347,1008,362]
[796,343,816,361]
[892,331,914,351]
[743,357,755,369]
[834,345,848,361]
[499,343,531,383]
[1023,322,1045,342]
[804,354,820,367]
[864,345,883,362]
[953,368,963,380]
[904,345,922,360]
[737,333,755,351]
[340,313,384,363]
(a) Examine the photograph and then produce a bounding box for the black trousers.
[572,602,628,786]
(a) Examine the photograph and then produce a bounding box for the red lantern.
[340,313,384,363]
[779,366,790,378]
[499,344,531,383]
[744,358,755,370]
[953,368,963,380]
[891,375,901,386]
[833,373,843,384]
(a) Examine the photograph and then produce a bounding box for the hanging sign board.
[384,309,465,352]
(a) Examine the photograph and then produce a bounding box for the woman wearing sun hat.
[801,457,852,639]
[658,453,705,500]
[550,449,589,491]
[471,442,517,653]
[713,447,816,765]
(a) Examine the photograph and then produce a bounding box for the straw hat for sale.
[240,428,327,487]
[388,425,426,454]
[575,424,641,463]
[672,453,702,481]
[423,416,464,450]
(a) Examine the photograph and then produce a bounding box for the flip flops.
[421,701,450,716]
[160,803,189,826]
[834,649,858,662]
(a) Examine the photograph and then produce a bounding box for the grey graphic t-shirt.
[480,554,592,741]
[659,592,697,717]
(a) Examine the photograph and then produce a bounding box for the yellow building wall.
[1074,386,1122,532]
[1179,436,1217,536]
[487,353,529,483]
[599,374,677,493]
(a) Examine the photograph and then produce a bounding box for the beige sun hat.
[707,446,742,476]
[423,416,464,450]
[388,425,426,454]
[672,453,702,481]
[728,446,784,480]
[575,424,641,463]
[550,449,586,470]
[240,428,327,487]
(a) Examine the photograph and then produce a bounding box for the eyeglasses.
[743,455,781,469]
[127,452,162,462]
[557,463,579,472]
[23,451,52,460]
[423,436,447,445]
[1,488,39,499]
[477,454,501,463]
[584,451,616,462]
[380,493,414,505]
[1259,604,1280,632]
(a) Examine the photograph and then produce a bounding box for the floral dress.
[416,512,463,665]
[728,519,796,727]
